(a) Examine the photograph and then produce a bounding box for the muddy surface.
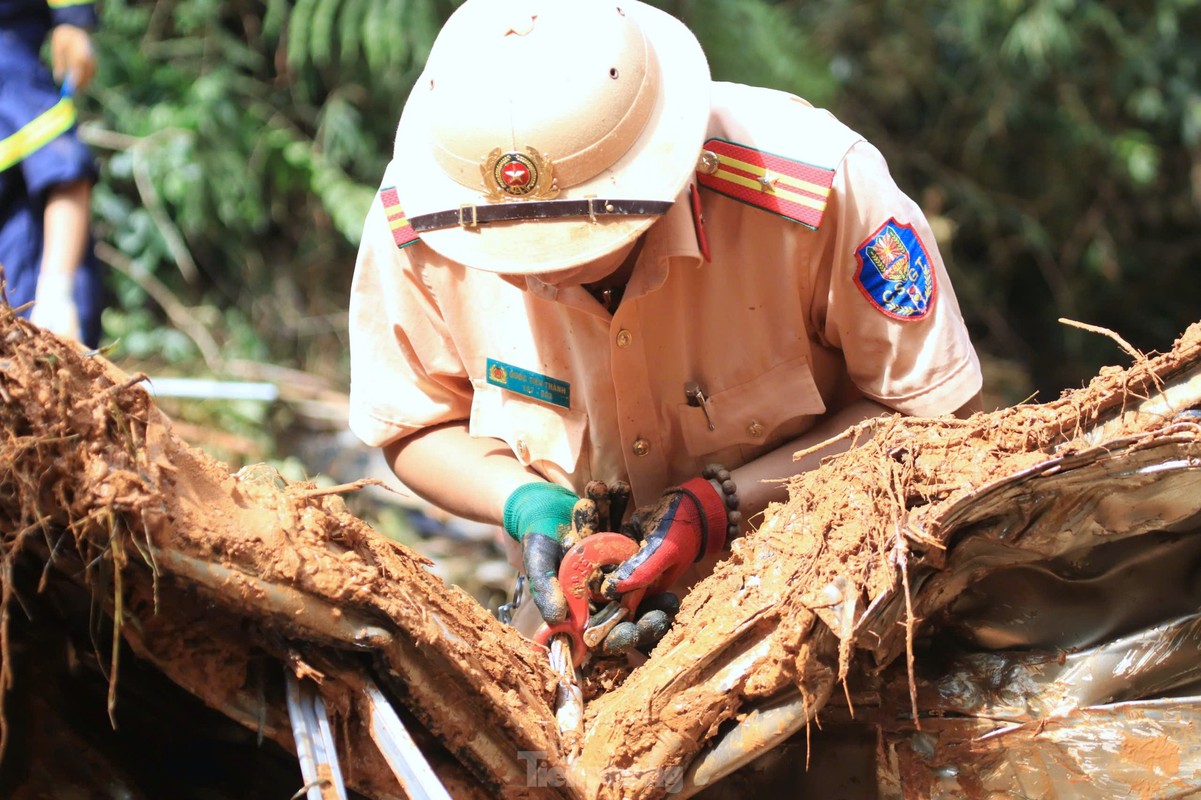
[2,303,1199,800]
[577,322,1201,798]
[0,306,562,799]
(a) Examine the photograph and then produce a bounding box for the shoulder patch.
[853,218,936,321]
[379,187,419,249]
[696,138,834,229]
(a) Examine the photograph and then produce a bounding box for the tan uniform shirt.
[349,82,982,508]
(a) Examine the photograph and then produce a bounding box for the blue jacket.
[0,0,98,48]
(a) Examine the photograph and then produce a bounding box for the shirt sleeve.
[347,188,473,448]
[47,0,98,30]
[816,141,982,417]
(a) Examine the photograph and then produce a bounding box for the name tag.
[486,358,571,409]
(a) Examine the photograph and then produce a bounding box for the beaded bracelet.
[702,462,742,543]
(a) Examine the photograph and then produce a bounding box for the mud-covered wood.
[2,303,1199,800]
[578,323,1201,799]
[0,307,567,799]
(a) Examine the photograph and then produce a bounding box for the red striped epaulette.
[379,187,419,249]
[696,138,835,230]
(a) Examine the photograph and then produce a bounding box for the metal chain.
[497,574,525,626]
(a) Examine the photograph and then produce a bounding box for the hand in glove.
[503,482,579,625]
[505,479,634,625]
[602,466,740,600]
[30,272,82,343]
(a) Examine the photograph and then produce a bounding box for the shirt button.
[747,420,765,438]
[616,329,633,348]
[516,439,529,460]
[632,437,651,457]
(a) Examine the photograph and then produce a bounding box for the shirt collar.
[523,189,702,304]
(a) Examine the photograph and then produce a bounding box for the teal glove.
[503,482,578,624]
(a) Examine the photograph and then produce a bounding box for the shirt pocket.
[469,379,588,473]
[677,357,828,461]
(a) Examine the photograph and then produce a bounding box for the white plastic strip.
[144,376,280,401]
[285,670,350,800]
[364,679,453,800]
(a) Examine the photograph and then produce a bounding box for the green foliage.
[87,0,446,385]
[799,0,1201,394]
[84,0,1201,412]
[654,0,837,105]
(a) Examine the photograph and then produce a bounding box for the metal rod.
[144,376,280,402]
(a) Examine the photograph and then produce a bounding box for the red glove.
[601,474,736,598]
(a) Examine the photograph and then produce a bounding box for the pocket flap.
[678,358,827,456]
[470,379,587,472]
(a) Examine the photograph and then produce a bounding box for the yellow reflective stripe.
[0,98,77,172]
[712,167,828,212]
[47,0,93,8]
[715,152,831,198]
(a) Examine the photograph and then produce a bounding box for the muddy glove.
[503,483,579,624]
[597,590,682,656]
[602,468,739,599]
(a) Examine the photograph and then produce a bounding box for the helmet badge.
[481,146,560,201]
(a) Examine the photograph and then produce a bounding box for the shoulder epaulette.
[696,138,835,230]
[378,187,419,249]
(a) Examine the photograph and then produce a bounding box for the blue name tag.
[486,358,571,409]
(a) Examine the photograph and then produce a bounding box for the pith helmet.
[391,0,711,275]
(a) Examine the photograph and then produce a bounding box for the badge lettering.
[486,358,571,409]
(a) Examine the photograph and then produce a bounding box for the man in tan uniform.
[348,0,982,649]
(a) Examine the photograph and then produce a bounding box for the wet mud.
[2,304,1199,799]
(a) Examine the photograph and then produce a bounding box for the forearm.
[383,421,545,526]
[41,179,91,279]
[728,391,983,530]
[728,398,893,527]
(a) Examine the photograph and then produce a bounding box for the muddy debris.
[577,320,1201,799]
[1,302,1200,800]
[0,306,562,799]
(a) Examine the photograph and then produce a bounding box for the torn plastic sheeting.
[883,697,1201,799]
[1080,360,1201,447]
[946,529,1201,653]
[931,611,1201,724]
[853,435,1201,667]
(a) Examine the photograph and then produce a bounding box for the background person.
[0,0,104,347]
